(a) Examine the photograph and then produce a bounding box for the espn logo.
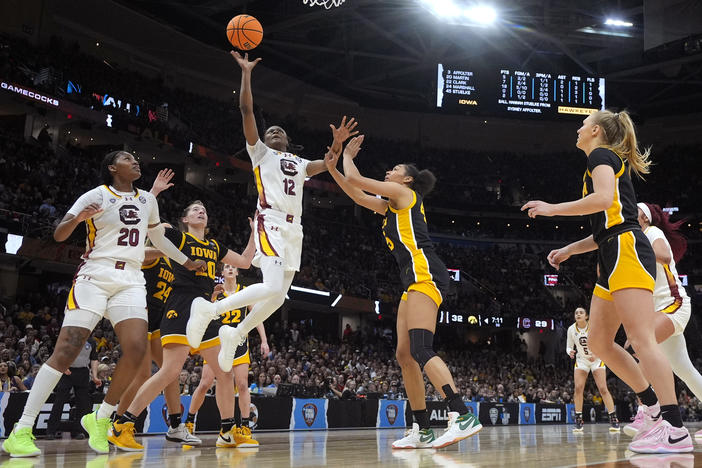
[541,408,562,422]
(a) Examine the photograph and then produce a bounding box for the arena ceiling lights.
[419,0,498,26]
[577,16,636,38]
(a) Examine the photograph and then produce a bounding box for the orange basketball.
[226,15,263,51]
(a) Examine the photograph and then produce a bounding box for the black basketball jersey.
[381,190,445,289]
[582,147,640,245]
[164,228,227,294]
[214,285,248,326]
[142,257,174,306]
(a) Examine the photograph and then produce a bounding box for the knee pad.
[409,329,436,370]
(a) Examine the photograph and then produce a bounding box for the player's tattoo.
[64,326,89,349]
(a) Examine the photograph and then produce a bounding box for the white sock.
[97,401,117,420]
[214,256,285,315]
[16,364,63,430]
[235,271,295,336]
[661,333,702,401]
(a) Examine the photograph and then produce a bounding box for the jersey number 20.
[117,228,139,246]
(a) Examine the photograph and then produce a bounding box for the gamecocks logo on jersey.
[302,403,317,427]
[119,204,141,225]
[386,404,398,425]
[280,159,298,176]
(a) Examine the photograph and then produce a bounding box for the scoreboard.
[437,64,605,118]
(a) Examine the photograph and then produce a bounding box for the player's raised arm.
[306,116,359,177]
[232,51,262,146]
[325,137,388,215]
[342,139,410,204]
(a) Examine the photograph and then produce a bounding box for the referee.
[45,335,100,439]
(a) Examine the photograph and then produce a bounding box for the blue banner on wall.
[377,399,406,428]
[144,395,191,434]
[290,398,328,430]
[565,404,575,424]
[519,403,536,425]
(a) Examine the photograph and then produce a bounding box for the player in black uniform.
[324,135,482,449]
[109,200,255,451]
[185,263,268,447]
[522,109,691,453]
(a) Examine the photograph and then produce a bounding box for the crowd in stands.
[1,34,702,422]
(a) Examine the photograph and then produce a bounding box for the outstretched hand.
[324,146,340,171]
[329,116,359,153]
[521,200,555,218]
[150,168,175,197]
[231,51,262,72]
[343,135,364,160]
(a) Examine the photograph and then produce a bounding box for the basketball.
[226,15,263,50]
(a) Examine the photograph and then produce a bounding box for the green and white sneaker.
[432,411,482,449]
[1,425,40,457]
[392,423,436,449]
[81,411,111,454]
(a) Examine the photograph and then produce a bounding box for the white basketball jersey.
[644,226,689,312]
[247,139,310,217]
[67,185,159,268]
[566,323,595,359]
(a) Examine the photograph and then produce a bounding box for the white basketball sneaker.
[432,411,482,449]
[392,423,436,449]
[165,424,202,445]
[186,297,217,348]
[218,325,245,372]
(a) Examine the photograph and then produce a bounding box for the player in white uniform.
[566,307,620,433]
[2,151,202,458]
[186,51,358,372]
[625,203,700,438]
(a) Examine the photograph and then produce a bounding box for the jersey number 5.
[283,178,296,196]
[578,336,589,355]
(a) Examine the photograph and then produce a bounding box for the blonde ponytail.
[592,109,651,178]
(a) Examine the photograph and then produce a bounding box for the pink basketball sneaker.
[624,405,646,437]
[628,419,692,454]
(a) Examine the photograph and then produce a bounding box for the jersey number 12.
[283,178,296,196]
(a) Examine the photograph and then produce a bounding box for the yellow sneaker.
[215,428,237,448]
[233,426,259,448]
[107,421,143,452]
[105,452,144,468]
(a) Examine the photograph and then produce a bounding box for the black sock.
[241,417,251,429]
[660,404,683,428]
[186,412,196,424]
[118,411,137,425]
[412,409,430,430]
[575,411,582,420]
[235,413,242,427]
[636,385,658,407]
[169,413,181,429]
[442,384,468,415]
[221,417,236,433]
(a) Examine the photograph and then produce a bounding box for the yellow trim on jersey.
[161,335,189,347]
[404,282,443,307]
[660,264,683,314]
[67,284,78,310]
[605,178,624,228]
[608,231,655,294]
[191,336,221,354]
[212,239,221,258]
[232,351,251,367]
[86,218,97,252]
[178,232,187,250]
[258,225,278,257]
[148,330,161,341]
[394,191,433,286]
[185,232,211,246]
[575,323,589,334]
[593,284,613,302]
[103,185,139,199]
[142,259,160,270]
[253,166,268,206]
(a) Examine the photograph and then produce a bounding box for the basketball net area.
[302,0,345,8]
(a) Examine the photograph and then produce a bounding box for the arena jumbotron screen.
[436,63,605,118]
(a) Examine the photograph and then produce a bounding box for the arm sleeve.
[587,148,622,175]
[646,226,666,245]
[148,224,189,265]
[67,188,103,217]
[246,139,269,167]
[147,192,161,225]
[566,328,574,355]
